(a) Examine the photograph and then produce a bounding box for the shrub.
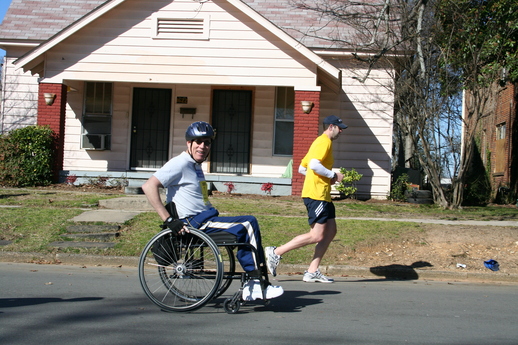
[388,173,411,201]
[0,125,54,187]
[335,167,363,198]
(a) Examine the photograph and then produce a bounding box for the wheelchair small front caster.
[223,298,240,314]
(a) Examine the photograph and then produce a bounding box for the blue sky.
[0,0,13,58]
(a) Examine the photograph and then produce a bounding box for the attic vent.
[152,14,209,40]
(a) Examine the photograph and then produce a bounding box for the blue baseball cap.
[324,115,347,129]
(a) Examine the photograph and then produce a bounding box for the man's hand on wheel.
[163,217,188,235]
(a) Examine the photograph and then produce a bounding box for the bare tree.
[289,0,460,207]
[288,0,517,208]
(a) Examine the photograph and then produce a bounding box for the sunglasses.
[194,138,212,146]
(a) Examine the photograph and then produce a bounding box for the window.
[273,87,294,156]
[152,14,210,40]
[496,123,506,140]
[494,122,507,173]
[81,82,113,150]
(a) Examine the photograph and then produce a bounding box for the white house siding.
[62,79,292,177]
[325,59,394,199]
[42,0,319,90]
[63,80,128,172]
[1,55,39,134]
[250,86,292,177]
[54,0,316,176]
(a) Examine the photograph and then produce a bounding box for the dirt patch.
[341,224,518,275]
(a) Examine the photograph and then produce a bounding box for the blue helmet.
[185,121,216,141]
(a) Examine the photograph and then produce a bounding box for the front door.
[130,88,171,169]
[210,90,252,174]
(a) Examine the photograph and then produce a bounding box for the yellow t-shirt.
[300,133,334,202]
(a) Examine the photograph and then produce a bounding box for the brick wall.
[291,90,320,196]
[491,83,516,190]
[37,83,67,183]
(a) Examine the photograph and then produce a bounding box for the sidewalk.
[1,195,517,283]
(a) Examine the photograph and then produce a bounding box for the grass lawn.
[1,188,517,266]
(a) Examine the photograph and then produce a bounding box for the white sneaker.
[242,279,284,301]
[265,285,284,299]
[265,246,281,277]
[302,269,334,283]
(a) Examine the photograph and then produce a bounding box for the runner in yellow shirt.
[266,115,347,283]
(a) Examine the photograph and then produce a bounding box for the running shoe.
[265,246,281,277]
[302,269,334,283]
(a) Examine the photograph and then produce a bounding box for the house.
[0,0,395,198]
[476,81,517,202]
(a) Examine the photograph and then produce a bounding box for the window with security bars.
[152,14,209,40]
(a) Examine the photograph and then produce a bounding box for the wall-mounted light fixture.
[44,93,56,106]
[301,101,314,114]
[180,107,197,119]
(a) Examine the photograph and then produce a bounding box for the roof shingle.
[0,0,108,41]
[0,0,352,49]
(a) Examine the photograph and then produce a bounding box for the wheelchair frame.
[138,226,272,314]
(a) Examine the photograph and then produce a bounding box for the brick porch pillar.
[37,83,67,183]
[292,90,320,196]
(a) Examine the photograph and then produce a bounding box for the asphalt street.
[1,262,517,345]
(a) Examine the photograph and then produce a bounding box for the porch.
[60,170,293,196]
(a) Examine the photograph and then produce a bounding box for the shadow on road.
[212,289,341,313]
[368,261,433,280]
[0,297,104,309]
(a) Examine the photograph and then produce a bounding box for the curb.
[1,251,516,284]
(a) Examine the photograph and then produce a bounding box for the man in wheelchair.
[142,121,283,301]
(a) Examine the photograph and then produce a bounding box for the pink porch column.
[292,90,320,196]
[37,83,67,183]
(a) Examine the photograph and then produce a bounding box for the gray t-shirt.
[153,151,212,219]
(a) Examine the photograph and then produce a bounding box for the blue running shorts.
[303,198,336,225]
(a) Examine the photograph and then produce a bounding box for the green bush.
[388,173,410,201]
[0,125,54,187]
[336,167,363,198]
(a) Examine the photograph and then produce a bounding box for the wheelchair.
[138,225,274,314]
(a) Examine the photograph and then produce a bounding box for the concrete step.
[99,196,153,211]
[66,224,120,233]
[70,210,143,223]
[48,241,115,249]
[61,232,120,241]
[50,224,121,250]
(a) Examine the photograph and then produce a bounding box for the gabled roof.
[0,0,350,49]
[0,0,108,42]
[0,0,343,80]
[241,0,353,50]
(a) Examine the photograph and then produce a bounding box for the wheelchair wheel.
[214,245,235,298]
[139,228,223,312]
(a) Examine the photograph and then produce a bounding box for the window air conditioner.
[82,134,110,150]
